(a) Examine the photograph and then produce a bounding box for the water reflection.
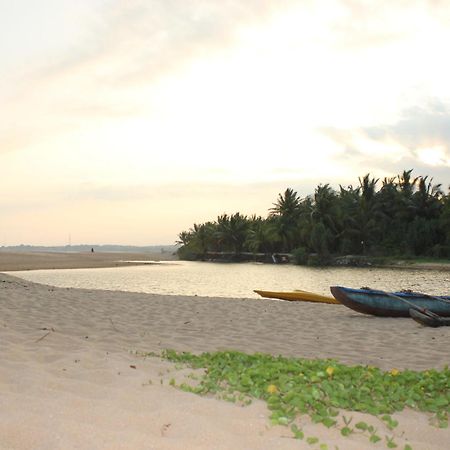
[11,261,449,299]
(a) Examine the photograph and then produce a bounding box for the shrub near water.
[156,350,449,447]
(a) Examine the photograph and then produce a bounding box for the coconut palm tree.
[216,213,249,255]
[245,216,278,254]
[269,188,302,251]
[310,184,340,254]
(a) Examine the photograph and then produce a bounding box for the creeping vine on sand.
[150,349,449,449]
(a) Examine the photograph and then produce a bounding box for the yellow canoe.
[254,289,340,304]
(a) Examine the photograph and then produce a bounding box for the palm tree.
[176,230,192,246]
[176,169,449,262]
[269,188,302,251]
[216,213,249,255]
[189,222,215,258]
[310,184,340,254]
[356,174,380,254]
[413,176,443,219]
[269,188,301,217]
[245,216,278,254]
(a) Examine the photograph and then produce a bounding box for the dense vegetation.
[177,170,450,265]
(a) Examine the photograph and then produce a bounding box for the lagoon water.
[11,261,450,298]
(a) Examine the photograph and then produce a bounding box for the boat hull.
[409,308,450,327]
[254,289,339,304]
[330,286,450,317]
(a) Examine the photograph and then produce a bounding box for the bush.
[292,247,308,265]
[431,244,450,258]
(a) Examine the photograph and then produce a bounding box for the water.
[10,261,450,298]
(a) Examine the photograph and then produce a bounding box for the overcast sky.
[1,0,449,246]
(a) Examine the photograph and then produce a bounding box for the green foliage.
[176,170,449,263]
[292,246,308,265]
[156,349,449,447]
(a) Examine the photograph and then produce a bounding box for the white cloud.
[1,0,450,244]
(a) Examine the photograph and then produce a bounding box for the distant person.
[91,248,94,253]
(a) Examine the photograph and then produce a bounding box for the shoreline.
[0,250,177,272]
[1,254,449,449]
[381,261,450,271]
[0,250,449,272]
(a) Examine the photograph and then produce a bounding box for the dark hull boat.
[409,308,450,327]
[330,286,450,318]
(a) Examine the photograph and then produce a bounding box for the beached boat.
[254,289,340,304]
[409,308,450,327]
[330,286,450,317]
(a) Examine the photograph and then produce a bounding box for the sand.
[0,251,176,272]
[1,253,449,449]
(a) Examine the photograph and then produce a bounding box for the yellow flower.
[390,368,400,376]
[326,366,335,377]
[267,384,278,394]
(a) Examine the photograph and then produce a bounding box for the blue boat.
[409,308,450,327]
[330,286,450,317]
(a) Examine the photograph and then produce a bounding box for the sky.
[1,0,450,246]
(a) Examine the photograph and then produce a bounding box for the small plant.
[290,424,304,439]
[385,435,398,448]
[306,436,319,445]
[381,414,399,430]
[341,415,353,436]
[151,349,449,448]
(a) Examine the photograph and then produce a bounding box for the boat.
[409,308,450,327]
[254,289,340,304]
[330,286,450,317]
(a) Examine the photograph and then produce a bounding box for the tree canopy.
[177,170,450,264]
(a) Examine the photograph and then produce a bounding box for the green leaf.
[277,416,290,426]
[434,397,449,407]
[341,427,352,437]
[290,423,304,439]
[322,417,337,428]
[154,349,450,443]
[355,421,368,431]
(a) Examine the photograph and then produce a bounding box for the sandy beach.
[0,251,177,272]
[1,253,449,449]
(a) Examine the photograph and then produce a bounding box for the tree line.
[176,170,450,265]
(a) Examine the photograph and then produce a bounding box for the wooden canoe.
[409,308,450,327]
[330,286,450,317]
[254,289,340,304]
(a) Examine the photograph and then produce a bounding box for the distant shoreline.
[0,251,178,272]
[0,250,448,272]
[180,251,450,271]
[379,261,450,271]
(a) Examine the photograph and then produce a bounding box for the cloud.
[365,99,450,159]
[321,98,450,185]
[328,0,450,50]
[0,0,302,155]
[13,0,302,92]
[323,100,450,153]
